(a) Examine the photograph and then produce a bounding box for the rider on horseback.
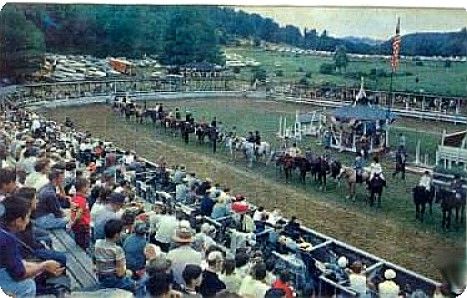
[254,131,261,155]
[452,174,465,200]
[353,153,365,183]
[369,156,385,184]
[418,171,432,193]
[175,108,181,120]
[286,143,301,158]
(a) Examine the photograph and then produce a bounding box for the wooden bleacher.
[50,229,98,291]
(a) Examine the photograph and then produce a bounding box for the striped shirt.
[94,239,125,276]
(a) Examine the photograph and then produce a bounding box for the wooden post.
[415,139,421,165]
[278,116,282,137]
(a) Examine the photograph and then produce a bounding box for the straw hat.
[172,226,194,243]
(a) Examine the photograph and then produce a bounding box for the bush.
[305,71,312,78]
[445,60,451,68]
[276,70,284,77]
[252,67,267,83]
[415,61,424,66]
[297,66,304,72]
[233,66,241,74]
[319,63,334,75]
[368,68,388,78]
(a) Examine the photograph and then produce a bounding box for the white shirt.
[238,276,270,298]
[349,273,368,297]
[31,119,41,131]
[378,280,400,298]
[286,147,300,158]
[418,175,432,191]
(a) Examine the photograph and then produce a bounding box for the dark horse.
[436,188,466,230]
[412,186,434,222]
[368,174,386,207]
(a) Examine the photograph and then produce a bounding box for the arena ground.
[42,98,466,280]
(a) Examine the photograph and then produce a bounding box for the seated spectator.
[325,256,350,286]
[234,251,251,279]
[220,258,242,293]
[167,223,202,286]
[231,195,249,214]
[146,271,182,298]
[34,169,68,230]
[0,167,17,202]
[182,264,203,297]
[283,216,301,242]
[90,187,112,227]
[94,219,135,292]
[349,261,368,297]
[253,206,266,222]
[265,288,287,298]
[200,191,215,217]
[378,269,400,298]
[238,262,271,298]
[175,177,188,203]
[0,195,64,298]
[272,270,295,298]
[14,187,66,267]
[93,192,125,240]
[199,251,226,297]
[123,221,148,278]
[193,222,217,252]
[69,177,91,251]
[211,193,228,219]
[26,161,50,190]
[151,207,178,253]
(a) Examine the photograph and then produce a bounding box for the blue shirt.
[36,183,62,219]
[0,227,26,280]
[200,196,215,217]
[123,234,147,272]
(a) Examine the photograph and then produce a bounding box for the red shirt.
[71,193,91,230]
[231,201,249,213]
[272,279,295,298]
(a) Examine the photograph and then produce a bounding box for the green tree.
[319,63,334,75]
[0,5,45,82]
[161,8,224,66]
[334,45,348,73]
[251,67,266,84]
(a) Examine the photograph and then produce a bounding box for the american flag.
[391,17,401,72]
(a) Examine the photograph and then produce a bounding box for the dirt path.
[44,105,465,280]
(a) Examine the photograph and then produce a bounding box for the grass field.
[43,98,465,280]
[225,46,467,97]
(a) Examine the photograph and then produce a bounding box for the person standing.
[210,117,218,154]
[393,145,407,180]
[69,177,91,251]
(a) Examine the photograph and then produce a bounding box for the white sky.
[237,6,467,39]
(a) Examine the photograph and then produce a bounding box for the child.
[69,177,91,250]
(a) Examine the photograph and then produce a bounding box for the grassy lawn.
[224,46,467,97]
[43,101,465,280]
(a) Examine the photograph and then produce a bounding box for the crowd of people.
[0,101,463,298]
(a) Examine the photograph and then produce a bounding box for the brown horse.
[337,166,370,201]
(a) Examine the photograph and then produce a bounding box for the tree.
[251,67,266,84]
[319,63,334,75]
[334,45,348,73]
[161,8,224,66]
[0,5,45,81]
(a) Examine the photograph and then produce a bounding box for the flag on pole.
[390,17,401,72]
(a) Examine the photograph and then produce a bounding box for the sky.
[237,6,467,40]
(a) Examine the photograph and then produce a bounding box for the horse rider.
[175,107,181,120]
[353,152,365,183]
[185,111,194,124]
[418,171,432,195]
[254,131,261,155]
[286,143,301,158]
[392,145,407,180]
[451,174,465,200]
[369,156,385,183]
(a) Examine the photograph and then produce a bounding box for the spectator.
[151,207,178,253]
[146,271,182,298]
[175,177,189,203]
[211,193,228,219]
[265,288,287,298]
[182,264,203,297]
[219,258,242,293]
[348,261,368,297]
[200,189,215,217]
[167,224,202,286]
[94,219,135,292]
[0,195,64,298]
[392,145,407,180]
[69,177,91,250]
[93,192,125,240]
[199,251,226,297]
[238,262,271,298]
[0,167,17,202]
[123,221,148,278]
[272,270,295,298]
[14,187,66,267]
[24,158,50,191]
[378,269,400,298]
[35,169,68,230]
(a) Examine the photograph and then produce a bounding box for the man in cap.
[166,224,202,286]
[199,251,226,297]
[378,269,400,297]
[93,192,125,240]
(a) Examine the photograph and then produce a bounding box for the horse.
[435,188,466,230]
[337,166,370,201]
[368,174,385,207]
[294,156,311,184]
[277,154,295,183]
[254,141,271,163]
[412,186,434,222]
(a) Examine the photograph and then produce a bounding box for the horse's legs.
[415,203,420,220]
[420,203,426,222]
[377,192,382,208]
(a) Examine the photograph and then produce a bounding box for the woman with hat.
[378,269,400,298]
[166,224,202,287]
